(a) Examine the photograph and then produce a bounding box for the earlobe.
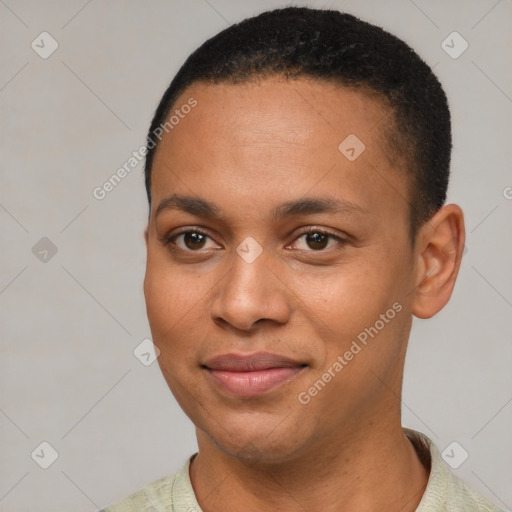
[411,204,465,319]
[144,226,149,247]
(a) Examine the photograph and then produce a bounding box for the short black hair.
[144,6,451,237]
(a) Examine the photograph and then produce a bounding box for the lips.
[202,352,306,397]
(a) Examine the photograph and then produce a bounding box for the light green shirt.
[101,428,503,511]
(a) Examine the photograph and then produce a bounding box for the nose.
[209,247,291,332]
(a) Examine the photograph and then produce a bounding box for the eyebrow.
[272,196,366,221]
[155,194,220,218]
[155,194,366,220]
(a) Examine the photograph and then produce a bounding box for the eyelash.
[163,227,346,252]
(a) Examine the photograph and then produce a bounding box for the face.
[144,77,418,463]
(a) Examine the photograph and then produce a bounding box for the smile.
[202,352,307,397]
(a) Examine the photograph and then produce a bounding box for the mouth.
[202,352,308,397]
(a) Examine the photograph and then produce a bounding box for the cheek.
[299,259,399,332]
[144,256,204,366]
[297,252,410,377]
[145,250,202,328]
[144,262,205,397]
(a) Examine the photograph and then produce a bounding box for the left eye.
[291,230,343,251]
[168,230,219,251]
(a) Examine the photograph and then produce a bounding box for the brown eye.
[290,229,345,252]
[165,229,219,252]
[183,232,207,250]
[305,232,329,250]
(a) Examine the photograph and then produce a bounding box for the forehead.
[157,77,390,154]
[150,77,407,226]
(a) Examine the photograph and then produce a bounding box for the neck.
[189,416,429,512]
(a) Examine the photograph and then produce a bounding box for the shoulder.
[99,454,200,512]
[404,428,504,512]
[99,473,176,512]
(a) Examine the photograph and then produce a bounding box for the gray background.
[1,0,511,511]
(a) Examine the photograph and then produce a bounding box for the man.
[102,6,501,511]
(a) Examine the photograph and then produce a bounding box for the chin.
[196,407,315,465]
[164,369,321,464]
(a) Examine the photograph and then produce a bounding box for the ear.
[143,226,149,247]
[411,204,465,319]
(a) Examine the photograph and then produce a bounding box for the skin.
[143,77,465,512]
